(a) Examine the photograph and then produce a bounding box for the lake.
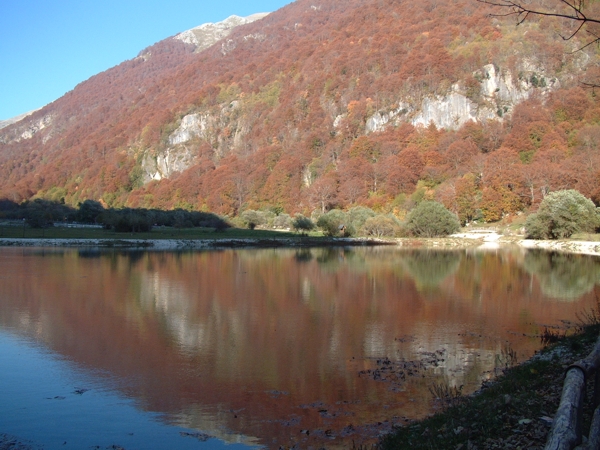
[0,246,598,449]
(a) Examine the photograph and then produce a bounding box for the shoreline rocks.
[0,234,598,255]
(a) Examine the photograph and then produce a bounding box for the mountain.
[172,13,269,53]
[0,109,40,130]
[1,0,599,223]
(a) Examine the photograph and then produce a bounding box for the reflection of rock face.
[523,251,600,300]
[401,250,462,290]
[139,272,211,353]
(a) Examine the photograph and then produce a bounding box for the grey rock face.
[174,13,269,53]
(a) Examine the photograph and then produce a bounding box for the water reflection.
[401,250,461,290]
[0,246,598,449]
[524,250,600,300]
[0,331,251,450]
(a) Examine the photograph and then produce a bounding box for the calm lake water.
[0,246,599,449]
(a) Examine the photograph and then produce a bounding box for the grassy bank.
[0,224,401,249]
[0,224,303,240]
[378,321,600,449]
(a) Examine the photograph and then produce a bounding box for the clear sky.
[0,0,292,121]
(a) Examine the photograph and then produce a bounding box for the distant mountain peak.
[0,109,40,130]
[174,13,270,52]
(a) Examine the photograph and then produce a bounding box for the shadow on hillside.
[0,198,229,233]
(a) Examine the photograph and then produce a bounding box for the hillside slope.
[1,0,599,221]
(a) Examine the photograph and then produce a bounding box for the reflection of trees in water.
[77,249,102,258]
[401,251,462,291]
[312,248,369,273]
[315,248,350,265]
[294,248,314,263]
[523,251,600,301]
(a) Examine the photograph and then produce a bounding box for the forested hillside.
[1,0,599,223]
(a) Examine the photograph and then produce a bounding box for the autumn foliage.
[1,0,599,223]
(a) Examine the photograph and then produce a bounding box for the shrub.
[25,209,53,228]
[405,201,461,237]
[22,198,69,228]
[76,200,104,224]
[525,189,600,239]
[347,206,376,233]
[241,210,261,229]
[173,210,192,229]
[98,209,153,232]
[316,209,349,236]
[361,215,401,237]
[292,214,315,233]
[273,213,293,229]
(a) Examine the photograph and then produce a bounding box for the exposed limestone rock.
[412,92,473,129]
[0,109,40,130]
[168,113,211,145]
[0,113,54,144]
[365,62,559,132]
[477,63,557,109]
[174,14,269,53]
[141,146,198,182]
[142,58,564,184]
[141,100,249,182]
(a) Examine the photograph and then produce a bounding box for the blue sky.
[0,1,292,121]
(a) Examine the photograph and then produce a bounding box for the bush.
[316,209,349,236]
[525,189,600,239]
[361,215,401,237]
[405,201,461,237]
[273,213,293,229]
[292,214,315,233]
[346,206,376,233]
[98,209,153,232]
[0,199,19,219]
[76,200,104,224]
[25,210,53,228]
[22,198,71,228]
[241,210,267,229]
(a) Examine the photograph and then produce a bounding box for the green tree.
[76,200,105,224]
[241,210,266,229]
[23,198,71,228]
[525,189,600,239]
[316,209,348,236]
[346,206,376,234]
[405,201,461,238]
[273,213,293,229]
[99,209,153,232]
[361,215,402,237]
[292,214,315,234]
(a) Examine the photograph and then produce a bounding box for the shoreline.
[0,233,599,255]
[0,236,394,250]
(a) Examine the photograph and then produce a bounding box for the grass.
[0,224,383,248]
[0,224,312,241]
[571,232,600,242]
[378,322,600,449]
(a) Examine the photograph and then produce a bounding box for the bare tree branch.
[477,0,600,73]
[477,0,600,45]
